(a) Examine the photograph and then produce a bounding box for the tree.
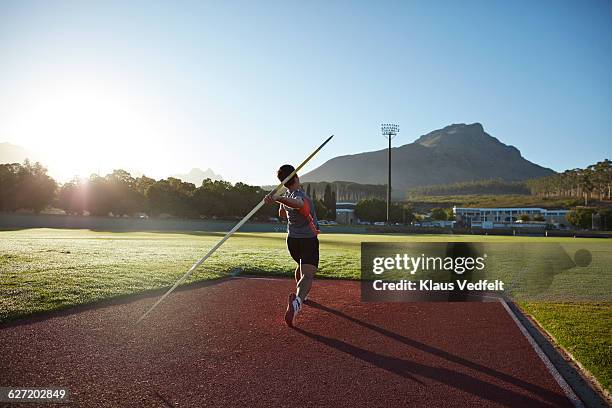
[533,214,545,222]
[193,178,231,217]
[519,214,531,222]
[105,170,144,216]
[526,159,611,202]
[146,177,195,217]
[597,208,612,231]
[566,209,595,229]
[87,174,113,216]
[409,178,530,196]
[2,161,57,213]
[313,198,328,221]
[355,198,405,223]
[403,206,416,224]
[135,175,156,215]
[591,160,612,200]
[445,208,455,221]
[0,163,20,211]
[323,184,336,220]
[80,171,150,217]
[430,208,448,221]
[577,168,594,206]
[355,198,386,222]
[58,179,87,215]
[330,190,337,219]
[227,182,269,217]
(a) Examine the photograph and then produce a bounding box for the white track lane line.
[233,275,584,406]
[500,299,584,408]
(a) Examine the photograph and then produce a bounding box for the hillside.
[171,168,223,186]
[301,123,555,197]
[0,142,38,164]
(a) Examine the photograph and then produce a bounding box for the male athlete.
[264,164,320,327]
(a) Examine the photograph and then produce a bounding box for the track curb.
[502,300,609,408]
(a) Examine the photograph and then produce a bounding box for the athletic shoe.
[285,293,297,327]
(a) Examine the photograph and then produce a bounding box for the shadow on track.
[0,278,230,329]
[302,300,571,407]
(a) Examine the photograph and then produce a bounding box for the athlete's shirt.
[281,188,320,238]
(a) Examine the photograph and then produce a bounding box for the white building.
[335,202,357,224]
[453,207,570,229]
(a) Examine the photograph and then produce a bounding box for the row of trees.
[0,162,341,221]
[430,207,454,221]
[302,181,386,202]
[354,198,415,224]
[0,161,57,212]
[408,179,530,196]
[566,208,612,230]
[59,170,281,219]
[526,160,612,205]
[306,184,336,220]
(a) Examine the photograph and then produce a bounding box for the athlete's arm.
[264,193,303,209]
[276,196,304,209]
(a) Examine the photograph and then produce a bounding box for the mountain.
[301,123,555,197]
[172,168,223,186]
[0,142,39,164]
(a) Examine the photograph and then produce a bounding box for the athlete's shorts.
[286,236,319,268]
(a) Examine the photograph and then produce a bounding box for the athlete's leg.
[294,264,301,283]
[285,237,318,327]
[296,263,316,303]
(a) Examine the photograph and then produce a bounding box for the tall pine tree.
[330,191,337,220]
[323,184,334,220]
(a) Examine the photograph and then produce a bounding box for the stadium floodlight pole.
[381,124,399,224]
[136,134,334,324]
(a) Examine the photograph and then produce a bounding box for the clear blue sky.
[0,0,610,184]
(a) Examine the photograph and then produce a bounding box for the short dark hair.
[277,164,297,187]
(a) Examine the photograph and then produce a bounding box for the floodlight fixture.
[381,123,400,224]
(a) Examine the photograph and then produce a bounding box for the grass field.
[520,302,611,393]
[1,228,610,392]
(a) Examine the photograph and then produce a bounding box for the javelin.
[136,134,334,324]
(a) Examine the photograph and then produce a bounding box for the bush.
[566,209,595,229]
[355,198,413,223]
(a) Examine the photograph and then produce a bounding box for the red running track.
[0,277,573,407]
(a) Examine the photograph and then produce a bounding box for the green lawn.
[520,302,611,393]
[1,228,610,393]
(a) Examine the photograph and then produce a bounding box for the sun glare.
[10,80,163,181]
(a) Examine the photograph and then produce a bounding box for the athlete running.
[264,164,320,327]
